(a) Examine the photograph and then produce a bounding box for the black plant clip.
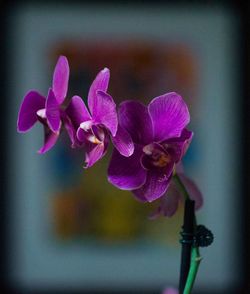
[179,199,214,293]
[180,231,194,245]
[194,225,214,247]
[180,224,214,247]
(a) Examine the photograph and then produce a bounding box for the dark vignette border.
[0,1,248,293]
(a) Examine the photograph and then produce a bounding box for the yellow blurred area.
[52,152,183,246]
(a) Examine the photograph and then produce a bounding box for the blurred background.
[1,1,248,293]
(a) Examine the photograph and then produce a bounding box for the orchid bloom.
[65,68,134,168]
[162,287,179,294]
[17,56,69,153]
[108,92,192,202]
[149,163,203,218]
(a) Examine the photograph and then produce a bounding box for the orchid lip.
[91,124,105,142]
[152,152,171,167]
[142,143,172,169]
[87,134,102,144]
[78,121,106,145]
[158,174,168,182]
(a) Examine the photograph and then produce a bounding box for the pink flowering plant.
[17,56,213,294]
[17,56,70,153]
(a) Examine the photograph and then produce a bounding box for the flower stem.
[173,173,202,294]
[183,246,202,294]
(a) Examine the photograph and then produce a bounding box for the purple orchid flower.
[149,163,203,218]
[108,92,192,202]
[65,68,134,168]
[17,56,69,153]
[162,287,179,294]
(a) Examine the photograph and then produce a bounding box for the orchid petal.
[111,124,134,157]
[38,126,59,154]
[179,174,203,210]
[85,142,107,168]
[149,180,182,218]
[148,206,162,220]
[179,128,193,157]
[45,88,61,133]
[76,126,89,143]
[52,56,69,104]
[108,144,147,190]
[149,181,186,218]
[163,129,193,163]
[92,90,118,136]
[161,186,181,217]
[133,169,173,202]
[164,129,193,161]
[17,91,46,132]
[64,116,76,146]
[66,95,91,129]
[149,92,190,142]
[119,100,153,145]
[88,67,110,114]
[63,115,83,148]
[175,162,184,174]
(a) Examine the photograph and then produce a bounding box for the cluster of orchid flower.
[17,56,202,217]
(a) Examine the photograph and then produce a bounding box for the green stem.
[183,246,202,294]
